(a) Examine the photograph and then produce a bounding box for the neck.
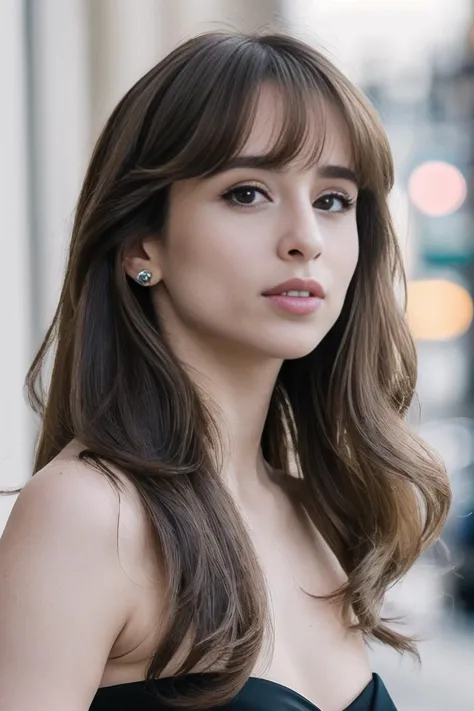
[172,333,283,496]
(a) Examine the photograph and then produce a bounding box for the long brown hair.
[23,32,450,708]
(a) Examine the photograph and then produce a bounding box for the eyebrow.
[213,155,359,186]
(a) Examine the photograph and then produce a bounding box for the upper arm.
[0,461,137,711]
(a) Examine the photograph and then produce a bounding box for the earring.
[136,270,153,286]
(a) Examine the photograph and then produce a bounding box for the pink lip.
[262,278,325,315]
[264,294,322,315]
[262,278,325,299]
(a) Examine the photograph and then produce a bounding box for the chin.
[257,317,338,360]
[273,343,320,361]
[258,332,325,361]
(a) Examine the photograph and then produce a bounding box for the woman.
[0,31,450,711]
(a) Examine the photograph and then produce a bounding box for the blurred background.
[1,1,474,708]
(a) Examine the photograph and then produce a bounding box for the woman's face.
[132,87,359,362]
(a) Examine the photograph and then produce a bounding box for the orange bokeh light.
[408,161,467,216]
[407,279,473,341]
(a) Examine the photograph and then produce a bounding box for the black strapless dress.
[90,672,397,710]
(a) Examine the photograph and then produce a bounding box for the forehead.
[240,84,353,169]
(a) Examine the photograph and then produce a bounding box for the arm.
[0,461,137,711]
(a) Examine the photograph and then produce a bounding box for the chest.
[241,499,371,709]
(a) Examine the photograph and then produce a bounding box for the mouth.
[262,278,325,299]
[278,289,314,298]
[262,278,325,315]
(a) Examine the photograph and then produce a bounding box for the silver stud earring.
[136,270,153,286]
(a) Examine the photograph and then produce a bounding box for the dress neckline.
[244,674,375,710]
[95,671,377,711]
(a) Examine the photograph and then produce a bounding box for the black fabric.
[90,672,398,710]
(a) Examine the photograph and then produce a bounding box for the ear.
[123,237,163,286]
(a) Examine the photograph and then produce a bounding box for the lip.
[262,278,325,298]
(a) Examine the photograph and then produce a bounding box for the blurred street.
[371,615,474,710]
[369,563,474,710]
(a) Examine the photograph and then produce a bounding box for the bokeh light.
[408,161,467,216]
[407,278,474,340]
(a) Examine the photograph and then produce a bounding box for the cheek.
[330,227,359,281]
[161,211,251,314]
[166,203,241,267]
[164,202,270,291]
[347,236,359,277]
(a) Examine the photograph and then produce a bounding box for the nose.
[276,205,323,263]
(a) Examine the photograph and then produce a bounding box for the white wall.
[28,0,91,340]
[0,0,33,529]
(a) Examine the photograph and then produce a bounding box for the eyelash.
[221,184,357,213]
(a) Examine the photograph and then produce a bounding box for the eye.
[314,192,356,213]
[222,185,269,208]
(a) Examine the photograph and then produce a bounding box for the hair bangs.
[157,37,342,181]
[124,34,393,202]
[238,54,334,171]
[206,83,332,176]
[260,44,395,189]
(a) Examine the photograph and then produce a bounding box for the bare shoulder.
[0,439,162,710]
[15,442,156,584]
[25,443,126,522]
[45,439,157,564]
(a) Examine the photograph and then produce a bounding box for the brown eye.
[233,188,258,204]
[314,192,355,213]
[222,185,269,207]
